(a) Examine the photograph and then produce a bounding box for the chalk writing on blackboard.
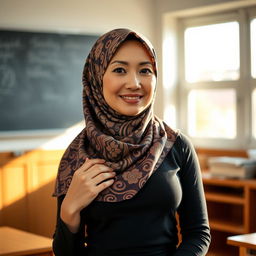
[0,65,16,95]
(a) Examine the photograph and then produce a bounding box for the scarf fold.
[53,28,177,202]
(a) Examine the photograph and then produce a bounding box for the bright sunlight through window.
[188,89,236,138]
[185,22,240,83]
[251,18,256,79]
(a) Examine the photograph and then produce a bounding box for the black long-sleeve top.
[52,133,211,256]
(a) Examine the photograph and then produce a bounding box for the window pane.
[251,18,256,78]
[185,22,240,83]
[252,89,256,138]
[188,89,236,138]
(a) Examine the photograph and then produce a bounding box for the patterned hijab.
[53,28,177,202]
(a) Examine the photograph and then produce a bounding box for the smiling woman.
[52,28,211,256]
[103,39,156,116]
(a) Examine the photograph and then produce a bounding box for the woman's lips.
[120,95,143,104]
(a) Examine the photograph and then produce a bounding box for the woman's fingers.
[95,178,115,194]
[93,171,116,186]
[77,158,106,173]
[64,158,116,211]
[77,158,114,180]
[72,157,116,197]
[75,157,116,183]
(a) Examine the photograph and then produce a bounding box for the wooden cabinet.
[202,173,256,256]
[0,150,64,238]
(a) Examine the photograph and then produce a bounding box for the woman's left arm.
[174,134,211,256]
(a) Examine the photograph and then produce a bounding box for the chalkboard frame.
[0,28,99,139]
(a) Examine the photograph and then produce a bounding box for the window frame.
[249,9,256,142]
[176,8,256,149]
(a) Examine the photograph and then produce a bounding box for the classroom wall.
[0,0,255,151]
[1,0,251,152]
[0,0,155,41]
[0,0,156,152]
[155,0,240,13]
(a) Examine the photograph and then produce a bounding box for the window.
[184,22,240,83]
[175,8,256,148]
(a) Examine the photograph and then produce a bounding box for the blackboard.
[0,29,98,135]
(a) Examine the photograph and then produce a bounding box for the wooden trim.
[195,148,248,158]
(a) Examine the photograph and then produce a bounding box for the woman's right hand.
[60,158,115,233]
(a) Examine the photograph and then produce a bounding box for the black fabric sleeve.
[52,195,88,256]
[174,134,211,256]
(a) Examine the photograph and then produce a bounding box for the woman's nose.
[125,73,141,89]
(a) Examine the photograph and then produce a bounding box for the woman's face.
[102,40,156,116]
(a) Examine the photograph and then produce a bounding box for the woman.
[52,28,211,256]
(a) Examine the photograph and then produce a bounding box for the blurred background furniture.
[227,233,256,256]
[0,226,53,256]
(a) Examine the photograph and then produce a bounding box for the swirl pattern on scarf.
[53,28,177,202]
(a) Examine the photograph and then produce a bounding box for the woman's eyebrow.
[110,60,128,65]
[110,60,153,66]
[139,61,153,66]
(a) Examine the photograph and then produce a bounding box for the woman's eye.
[140,68,153,74]
[113,67,126,74]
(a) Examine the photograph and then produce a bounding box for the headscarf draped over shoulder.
[53,28,177,202]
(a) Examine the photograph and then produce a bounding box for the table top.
[227,233,256,250]
[0,226,52,256]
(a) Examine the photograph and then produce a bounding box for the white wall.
[155,0,239,13]
[0,0,155,41]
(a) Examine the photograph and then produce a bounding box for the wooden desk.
[227,233,256,256]
[0,226,53,256]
